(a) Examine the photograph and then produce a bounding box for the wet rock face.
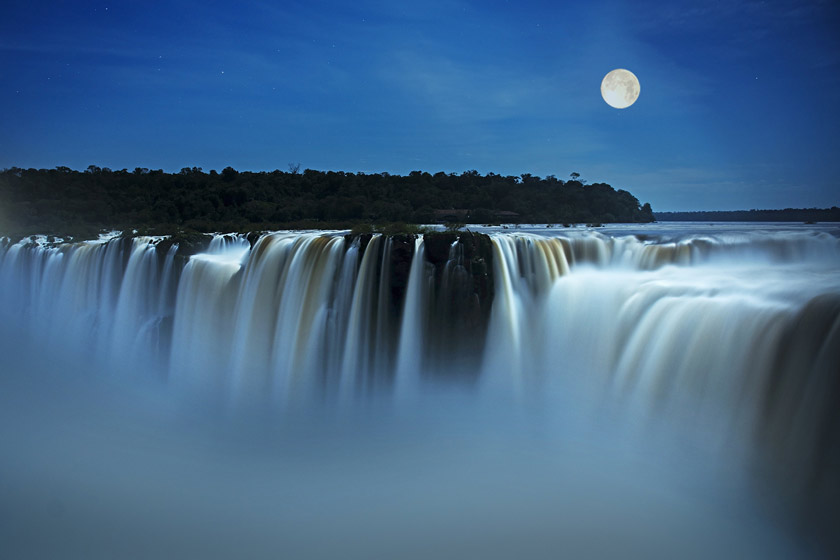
[422,232,459,265]
[155,232,213,260]
[422,232,494,317]
[422,231,495,379]
[340,230,495,380]
[388,234,415,305]
[345,232,373,255]
[341,232,496,347]
[246,231,263,248]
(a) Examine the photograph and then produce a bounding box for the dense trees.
[0,166,655,239]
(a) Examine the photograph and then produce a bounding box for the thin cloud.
[385,48,587,125]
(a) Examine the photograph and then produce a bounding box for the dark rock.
[345,233,374,257]
[246,231,263,248]
[420,231,495,380]
[423,232,458,265]
[389,234,416,295]
[155,231,213,260]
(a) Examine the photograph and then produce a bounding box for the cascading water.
[1,224,838,558]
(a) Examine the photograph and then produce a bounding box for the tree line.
[0,166,654,239]
[655,208,840,222]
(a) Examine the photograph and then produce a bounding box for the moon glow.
[601,69,640,109]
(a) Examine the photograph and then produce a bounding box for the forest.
[0,166,654,240]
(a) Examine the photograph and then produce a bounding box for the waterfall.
[2,229,838,394]
[3,229,838,401]
[0,226,840,556]
[395,236,428,396]
[3,228,836,464]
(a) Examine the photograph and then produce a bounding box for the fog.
[0,330,813,559]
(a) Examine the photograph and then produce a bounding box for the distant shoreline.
[655,208,840,222]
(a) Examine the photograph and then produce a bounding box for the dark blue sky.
[2,0,838,210]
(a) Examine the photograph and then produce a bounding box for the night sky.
[2,0,839,211]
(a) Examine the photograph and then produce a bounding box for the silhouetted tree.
[221,166,238,182]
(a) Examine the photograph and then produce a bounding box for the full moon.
[601,68,640,109]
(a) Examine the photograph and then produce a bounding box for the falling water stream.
[1,223,838,558]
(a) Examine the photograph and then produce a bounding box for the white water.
[1,224,838,558]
